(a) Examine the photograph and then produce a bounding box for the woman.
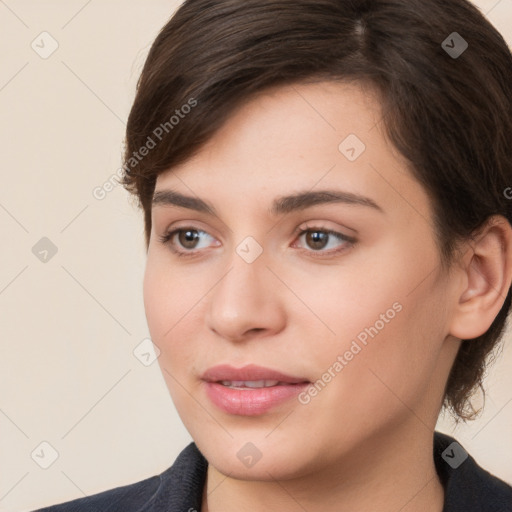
[34,0,512,510]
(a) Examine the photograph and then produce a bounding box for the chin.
[193,429,319,482]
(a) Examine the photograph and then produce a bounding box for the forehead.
[180,81,385,168]
[153,81,431,223]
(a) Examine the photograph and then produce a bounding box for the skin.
[143,81,512,512]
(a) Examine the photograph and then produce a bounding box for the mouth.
[201,363,310,385]
[201,364,311,416]
[217,380,306,389]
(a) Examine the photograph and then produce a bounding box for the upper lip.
[201,364,309,384]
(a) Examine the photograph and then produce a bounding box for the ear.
[449,215,512,340]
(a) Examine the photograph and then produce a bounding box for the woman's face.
[144,81,462,480]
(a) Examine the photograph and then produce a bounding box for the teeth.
[220,380,280,388]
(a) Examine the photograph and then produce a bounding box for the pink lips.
[201,363,309,384]
[201,364,310,416]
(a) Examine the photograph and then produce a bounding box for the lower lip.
[203,381,310,416]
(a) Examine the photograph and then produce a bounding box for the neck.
[201,423,445,512]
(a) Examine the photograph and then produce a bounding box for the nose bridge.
[217,218,269,288]
[205,233,283,339]
[215,237,268,310]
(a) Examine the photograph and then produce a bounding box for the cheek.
[143,253,200,339]
[143,265,172,343]
[292,260,403,362]
[320,288,446,425]
[295,301,441,449]
[300,248,446,414]
[143,256,210,428]
[142,257,205,379]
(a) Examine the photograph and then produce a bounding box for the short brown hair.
[121,0,512,422]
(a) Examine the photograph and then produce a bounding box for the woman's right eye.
[158,228,219,257]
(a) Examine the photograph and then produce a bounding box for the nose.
[205,246,286,343]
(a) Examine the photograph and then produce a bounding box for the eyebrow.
[152,188,384,216]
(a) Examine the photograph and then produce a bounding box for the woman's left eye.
[293,227,355,256]
[158,225,355,258]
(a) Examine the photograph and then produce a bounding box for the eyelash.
[158,224,356,259]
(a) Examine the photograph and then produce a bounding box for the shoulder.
[31,474,161,512]
[433,431,512,512]
[30,442,208,512]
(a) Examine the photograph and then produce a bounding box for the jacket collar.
[151,431,512,511]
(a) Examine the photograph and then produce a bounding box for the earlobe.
[449,215,512,340]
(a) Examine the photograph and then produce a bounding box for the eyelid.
[292,221,355,238]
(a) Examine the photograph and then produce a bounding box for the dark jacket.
[31,431,512,511]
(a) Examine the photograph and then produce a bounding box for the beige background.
[0,1,511,511]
